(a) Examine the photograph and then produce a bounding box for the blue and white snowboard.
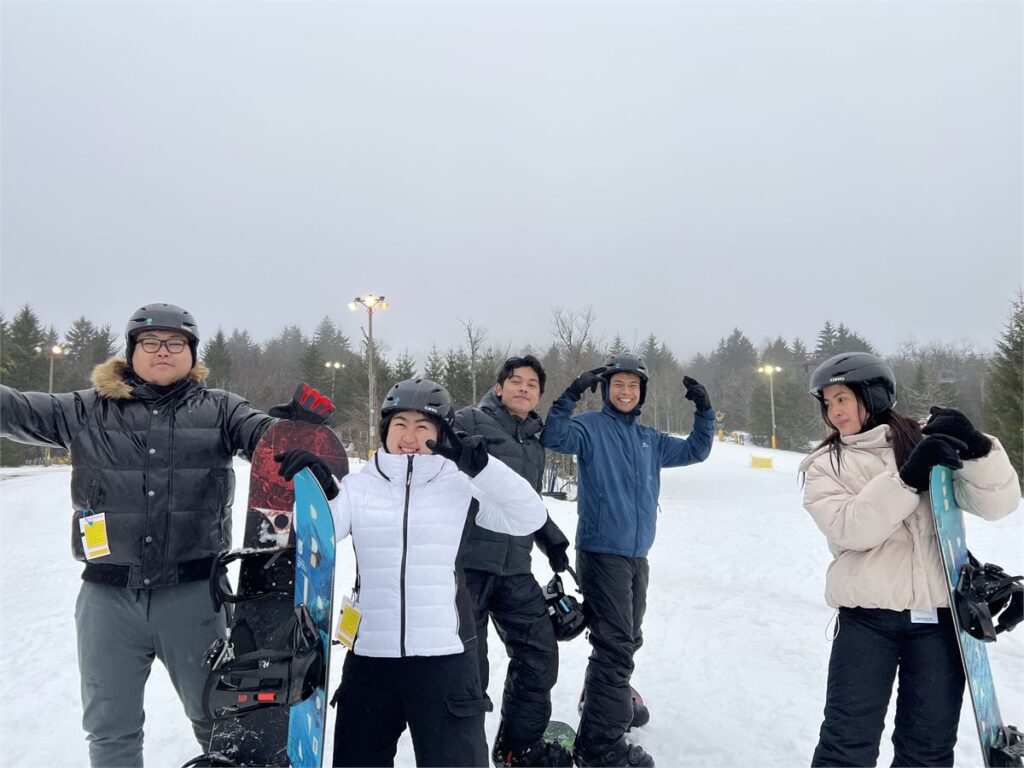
[287,469,336,768]
[930,466,1019,768]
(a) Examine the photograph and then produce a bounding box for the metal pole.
[45,353,55,466]
[367,307,374,457]
[768,372,777,450]
[330,368,337,402]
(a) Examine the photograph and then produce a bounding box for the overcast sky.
[2,0,1021,366]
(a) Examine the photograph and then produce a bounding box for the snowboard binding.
[991,724,1024,767]
[203,603,325,719]
[543,567,589,642]
[955,553,1023,642]
[209,546,296,613]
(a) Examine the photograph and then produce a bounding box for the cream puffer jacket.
[799,425,1020,611]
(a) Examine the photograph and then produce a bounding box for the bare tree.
[459,318,487,404]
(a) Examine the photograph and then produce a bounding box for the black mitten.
[564,367,606,402]
[683,376,712,412]
[922,406,992,460]
[547,544,570,574]
[898,435,967,493]
[268,384,335,425]
[274,449,339,499]
[426,421,489,477]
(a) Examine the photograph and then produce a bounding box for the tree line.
[2,295,1021,486]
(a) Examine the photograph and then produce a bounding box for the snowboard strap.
[208,547,295,613]
[955,553,1023,642]
[202,604,324,719]
[990,724,1024,767]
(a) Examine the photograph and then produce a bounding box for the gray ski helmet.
[125,303,200,364]
[809,352,897,415]
[379,378,455,444]
[600,354,649,407]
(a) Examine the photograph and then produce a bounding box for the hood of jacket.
[366,449,455,485]
[90,357,210,400]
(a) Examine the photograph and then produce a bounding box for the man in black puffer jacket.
[454,355,573,768]
[0,302,322,768]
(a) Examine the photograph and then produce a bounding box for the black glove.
[268,384,335,425]
[275,449,339,500]
[547,544,570,574]
[683,376,711,412]
[565,367,606,402]
[426,421,489,477]
[922,406,992,460]
[897,435,967,493]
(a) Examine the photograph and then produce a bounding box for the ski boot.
[572,736,654,768]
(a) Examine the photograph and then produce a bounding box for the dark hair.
[812,388,922,476]
[496,355,546,394]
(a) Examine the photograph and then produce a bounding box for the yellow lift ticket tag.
[333,595,362,650]
[79,513,111,560]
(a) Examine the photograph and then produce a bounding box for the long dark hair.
[811,388,922,476]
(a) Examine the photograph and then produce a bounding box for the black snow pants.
[575,550,649,754]
[465,569,559,751]
[330,642,492,767]
[811,607,965,767]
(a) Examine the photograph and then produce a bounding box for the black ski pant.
[331,642,492,767]
[812,607,965,767]
[575,550,649,754]
[465,569,559,751]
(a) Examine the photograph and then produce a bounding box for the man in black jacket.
[454,355,573,768]
[0,302,321,768]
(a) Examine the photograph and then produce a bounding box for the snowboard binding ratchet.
[955,553,1023,643]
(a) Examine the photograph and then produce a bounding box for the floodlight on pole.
[43,345,65,465]
[324,360,345,402]
[349,294,388,456]
[757,364,783,449]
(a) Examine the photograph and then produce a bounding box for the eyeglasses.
[137,338,188,354]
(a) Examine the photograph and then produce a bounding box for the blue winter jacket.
[542,394,715,558]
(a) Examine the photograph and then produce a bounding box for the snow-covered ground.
[1,441,1021,767]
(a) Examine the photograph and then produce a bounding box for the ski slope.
[1,440,1020,767]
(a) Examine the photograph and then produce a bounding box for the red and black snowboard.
[186,388,347,767]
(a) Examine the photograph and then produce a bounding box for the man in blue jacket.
[541,355,715,768]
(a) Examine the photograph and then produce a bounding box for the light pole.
[757,364,782,449]
[41,345,64,465]
[324,361,345,402]
[349,294,388,455]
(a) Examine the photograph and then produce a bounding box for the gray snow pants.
[75,579,227,767]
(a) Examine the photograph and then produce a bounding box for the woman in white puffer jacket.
[800,352,1019,767]
[278,378,546,767]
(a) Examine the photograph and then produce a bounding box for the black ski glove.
[275,449,339,500]
[268,384,335,425]
[922,406,992,460]
[426,421,490,477]
[897,435,968,493]
[547,543,570,574]
[564,367,606,402]
[683,376,712,412]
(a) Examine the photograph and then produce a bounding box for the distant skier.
[541,355,715,767]
[276,377,546,767]
[453,355,573,767]
[800,352,1020,766]
[0,302,323,767]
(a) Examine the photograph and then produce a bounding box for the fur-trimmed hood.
[90,357,210,400]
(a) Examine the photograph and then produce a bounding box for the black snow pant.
[331,642,492,767]
[465,569,559,751]
[811,607,965,767]
[575,550,649,754]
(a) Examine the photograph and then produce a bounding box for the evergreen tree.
[423,345,446,382]
[443,348,473,408]
[393,350,417,381]
[834,324,875,354]
[984,292,1023,487]
[814,321,839,358]
[202,329,233,390]
[300,342,326,392]
[4,305,48,390]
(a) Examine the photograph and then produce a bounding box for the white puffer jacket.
[330,450,546,657]
[800,425,1020,611]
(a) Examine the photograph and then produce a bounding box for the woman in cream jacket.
[800,352,1019,767]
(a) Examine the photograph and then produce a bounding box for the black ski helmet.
[809,352,896,415]
[542,573,589,642]
[599,354,649,408]
[125,303,200,365]
[379,378,455,446]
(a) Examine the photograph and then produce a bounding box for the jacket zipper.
[400,455,413,657]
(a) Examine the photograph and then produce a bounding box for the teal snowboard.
[543,720,576,751]
[929,466,1021,767]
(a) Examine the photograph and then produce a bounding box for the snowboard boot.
[492,738,573,767]
[572,737,654,768]
[577,688,650,730]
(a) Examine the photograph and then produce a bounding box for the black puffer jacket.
[454,390,569,575]
[1,358,272,588]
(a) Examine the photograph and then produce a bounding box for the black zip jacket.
[1,358,272,587]
[454,390,569,575]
